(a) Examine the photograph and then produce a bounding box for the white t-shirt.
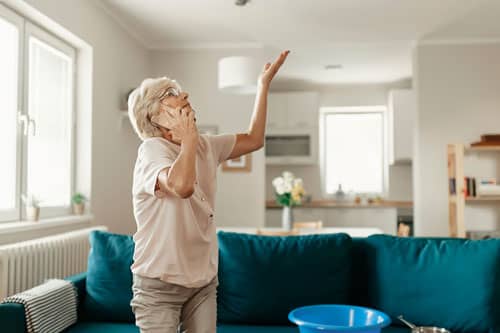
[130,134,236,288]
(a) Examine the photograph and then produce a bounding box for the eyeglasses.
[158,87,181,100]
[150,87,196,131]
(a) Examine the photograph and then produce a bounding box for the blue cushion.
[217,324,298,333]
[217,325,408,333]
[64,322,138,332]
[63,323,409,333]
[355,235,500,333]
[217,232,353,325]
[81,230,135,322]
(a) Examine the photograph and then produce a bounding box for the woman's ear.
[161,128,173,141]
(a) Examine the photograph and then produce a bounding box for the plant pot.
[26,206,40,221]
[282,206,294,231]
[72,203,85,215]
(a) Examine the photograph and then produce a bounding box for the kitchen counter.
[265,199,412,209]
[218,227,383,238]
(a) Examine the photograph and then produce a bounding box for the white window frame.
[0,4,24,222]
[319,106,389,198]
[0,4,76,222]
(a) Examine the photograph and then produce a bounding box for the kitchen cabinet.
[265,92,319,165]
[266,92,319,131]
[267,93,287,130]
[388,89,416,164]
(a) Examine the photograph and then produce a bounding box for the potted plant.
[21,193,41,221]
[71,193,87,215]
[272,171,306,230]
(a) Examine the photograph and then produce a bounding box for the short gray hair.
[128,77,182,140]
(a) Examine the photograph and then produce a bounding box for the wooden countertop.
[266,199,413,209]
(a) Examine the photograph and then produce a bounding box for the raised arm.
[228,50,290,160]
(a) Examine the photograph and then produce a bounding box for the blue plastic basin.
[288,304,391,333]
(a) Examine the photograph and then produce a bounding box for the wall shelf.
[466,196,500,202]
[465,146,500,152]
[448,143,500,238]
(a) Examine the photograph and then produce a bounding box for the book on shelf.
[448,177,500,197]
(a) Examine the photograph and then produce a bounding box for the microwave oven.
[264,128,317,165]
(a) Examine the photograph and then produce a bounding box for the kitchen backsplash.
[266,164,413,201]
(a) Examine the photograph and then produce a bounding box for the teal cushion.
[217,232,353,325]
[63,323,408,333]
[356,235,500,333]
[64,322,138,332]
[217,325,408,333]
[82,230,135,322]
[217,324,298,333]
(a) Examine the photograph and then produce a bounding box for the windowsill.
[0,214,93,235]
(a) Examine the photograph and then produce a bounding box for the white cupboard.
[266,92,319,131]
[388,89,416,164]
[265,92,319,164]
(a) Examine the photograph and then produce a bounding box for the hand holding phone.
[151,105,198,144]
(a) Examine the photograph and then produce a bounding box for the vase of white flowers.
[272,171,305,230]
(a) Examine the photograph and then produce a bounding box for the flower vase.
[282,205,293,231]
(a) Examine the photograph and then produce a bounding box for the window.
[320,106,388,195]
[0,4,75,222]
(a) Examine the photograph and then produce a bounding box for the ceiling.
[98,0,496,85]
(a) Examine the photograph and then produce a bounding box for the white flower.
[272,177,284,190]
[283,182,293,193]
[293,178,303,187]
[282,171,294,181]
[275,184,286,195]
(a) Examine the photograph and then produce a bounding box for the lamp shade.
[218,56,259,94]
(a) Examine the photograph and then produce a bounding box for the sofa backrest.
[216,231,353,325]
[352,235,500,333]
[80,230,500,332]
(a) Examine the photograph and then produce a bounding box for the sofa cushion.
[81,230,135,322]
[353,235,500,333]
[217,232,353,325]
[217,324,408,333]
[64,322,139,333]
[217,324,298,333]
[64,323,409,333]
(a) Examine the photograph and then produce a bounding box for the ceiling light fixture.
[218,56,259,94]
[235,0,250,6]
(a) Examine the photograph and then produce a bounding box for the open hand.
[258,50,290,88]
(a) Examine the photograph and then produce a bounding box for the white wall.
[150,49,266,228]
[414,42,500,236]
[10,0,151,235]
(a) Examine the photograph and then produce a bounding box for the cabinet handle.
[18,112,28,136]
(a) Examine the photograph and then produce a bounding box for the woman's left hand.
[258,50,290,88]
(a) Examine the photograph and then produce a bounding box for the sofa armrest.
[0,272,87,333]
[0,302,26,333]
[65,272,87,303]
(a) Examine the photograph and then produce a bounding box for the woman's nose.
[181,92,189,100]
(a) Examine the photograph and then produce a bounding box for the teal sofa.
[1,230,499,333]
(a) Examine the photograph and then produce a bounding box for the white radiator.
[0,226,107,300]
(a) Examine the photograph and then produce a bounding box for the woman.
[127,50,289,333]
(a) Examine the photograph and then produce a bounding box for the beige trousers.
[130,274,218,333]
